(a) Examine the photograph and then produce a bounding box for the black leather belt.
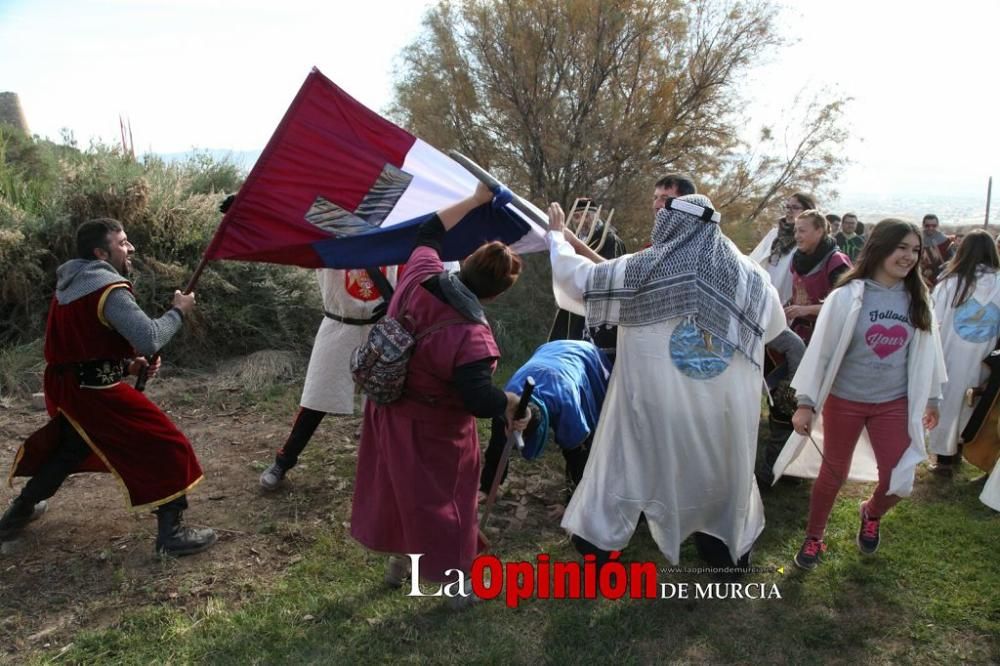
[324,311,381,326]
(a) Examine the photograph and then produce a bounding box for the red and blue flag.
[205,68,547,269]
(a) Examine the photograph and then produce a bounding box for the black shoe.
[857,501,880,555]
[793,536,826,571]
[155,508,217,557]
[0,499,47,539]
[929,463,954,479]
[755,469,775,489]
[693,532,748,568]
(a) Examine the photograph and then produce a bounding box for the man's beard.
[113,256,131,276]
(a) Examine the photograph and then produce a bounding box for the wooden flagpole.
[985,176,993,229]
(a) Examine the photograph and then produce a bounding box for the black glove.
[219,194,236,214]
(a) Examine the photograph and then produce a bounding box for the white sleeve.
[548,231,595,316]
[790,286,846,404]
[763,283,787,344]
[928,311,948,400]
[931,278,950,324]
[749,227,778,265]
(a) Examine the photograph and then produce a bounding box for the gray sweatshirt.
[798,279,938,408]
[829,280,913,404]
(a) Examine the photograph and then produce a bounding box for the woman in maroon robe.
[784,209,852,344]
[350,184,529,602]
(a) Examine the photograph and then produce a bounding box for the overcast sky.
[1,0,996,204]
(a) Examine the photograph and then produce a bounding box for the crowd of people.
[2,176,998,607]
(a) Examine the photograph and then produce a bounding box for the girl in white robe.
[776,219,946,570]
[929,230,1000,479]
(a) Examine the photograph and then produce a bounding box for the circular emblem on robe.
[344,269,382,302]
[669,321,734,380]
[954,297,1000,343]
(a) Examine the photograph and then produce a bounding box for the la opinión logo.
[404,553,782,608]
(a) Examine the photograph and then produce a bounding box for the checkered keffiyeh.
[584,195,770,365]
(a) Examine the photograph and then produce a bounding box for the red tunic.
[788,250,851,343]
[8,282,203,510]
[350,247,500,582]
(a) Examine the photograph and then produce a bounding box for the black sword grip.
[134,353,159,392]
[515,377,536,419]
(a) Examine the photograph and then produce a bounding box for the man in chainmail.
[1,218,216,557]
[920,214,955,287]
[548,195,788,568]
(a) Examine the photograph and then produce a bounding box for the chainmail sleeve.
[101,287,183,356]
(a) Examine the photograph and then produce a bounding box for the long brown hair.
[835,218,932,331]
[939,229,1000,307]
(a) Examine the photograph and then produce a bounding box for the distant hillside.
[829,192,997,228]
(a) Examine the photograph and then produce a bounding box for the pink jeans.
[806,394,910,539]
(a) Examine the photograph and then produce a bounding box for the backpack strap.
[396,275,484,338]
[364,266,395,302]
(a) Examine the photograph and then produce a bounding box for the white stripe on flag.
[387,139,548,255]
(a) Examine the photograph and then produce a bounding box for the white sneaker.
[259,463,287,491]
[384,555,411,588]
[446,573,484,611]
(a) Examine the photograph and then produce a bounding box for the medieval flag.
[204,67,548,269]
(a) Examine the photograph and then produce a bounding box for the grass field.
[14,376,995,666]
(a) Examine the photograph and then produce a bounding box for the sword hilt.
[515,377,536,420]
[135,353,158,392]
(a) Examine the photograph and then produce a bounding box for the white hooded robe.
[549,230,786,564]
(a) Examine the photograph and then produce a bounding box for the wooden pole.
[448,151,549,230]
[133,255,210,392]
[985,176,993,229]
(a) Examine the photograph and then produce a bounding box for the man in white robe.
[548,195,786,566]
[260,266,398,490]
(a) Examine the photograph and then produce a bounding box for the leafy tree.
[715,91,852,227]
[392,0,848,245]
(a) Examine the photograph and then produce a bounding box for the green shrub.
[0,134,318,375]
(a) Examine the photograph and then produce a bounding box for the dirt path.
[0,367,568,660]
[0,372,362,658]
